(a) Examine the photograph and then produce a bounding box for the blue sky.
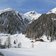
[0,0,56,13]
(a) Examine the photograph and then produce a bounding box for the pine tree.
[6,35,11,48]
[18,42,21,48]
[14,40,16,44]
[7,35,11,48]
[0,39,2,48]
[0,39,1,45]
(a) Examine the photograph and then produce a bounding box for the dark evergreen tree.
[14,40,16,44]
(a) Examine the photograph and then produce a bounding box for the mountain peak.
[0,8,14,14]
[24,11,39,15]
[3,8,13,11]
[24,11,41,21]
[47,7,56,14]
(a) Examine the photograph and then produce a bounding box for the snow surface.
[11,34,32,48]
[24,11,41,21]
[47,7,56,14]
[0,34,56,56]
[0,8,14,14]
[0,42,56,56]
[0,33,55,48]
[40,35,50,42]
[0,33,32,48]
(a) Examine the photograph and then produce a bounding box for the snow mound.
[40,35,50,42]
[0,33,32,48]
[11,33,32,48]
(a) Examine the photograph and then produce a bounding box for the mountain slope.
[0,8,28,34]
[26,13,56,41]
[47,7,56,14]
[24,11,41,22]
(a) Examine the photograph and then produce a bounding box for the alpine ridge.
[0,8,29,34]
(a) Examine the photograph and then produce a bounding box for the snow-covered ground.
[0,33,32,48]
[0,42,56,56]
[0,33,56,56]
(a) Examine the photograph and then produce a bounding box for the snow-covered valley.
[0,7,56,56]
[0,34,56,56]
[1,42,56,56]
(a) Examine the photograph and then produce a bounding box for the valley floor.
[0,42,56,56]
[0,34,56,56]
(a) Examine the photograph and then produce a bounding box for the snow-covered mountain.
[0,8,42,34]
[0,8,13,14]
[1,7,56,41]
[0,8,29,34]
[24,11,41,22]
[47,8,56,14]
[1,7,56,56]
[26,12,56,42]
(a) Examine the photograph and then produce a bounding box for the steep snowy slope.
[24,11,41,21]
[47,8,56,14]
[0,8,13,14]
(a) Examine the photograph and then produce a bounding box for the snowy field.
[0,41,56,56]
[0,44,56,56]
[0,33,56,56]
